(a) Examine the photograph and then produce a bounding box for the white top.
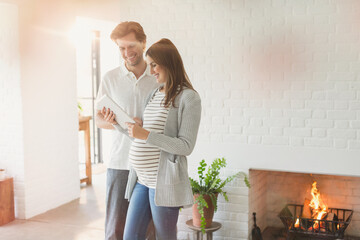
[96,63,158,170]
[128,90,169,188]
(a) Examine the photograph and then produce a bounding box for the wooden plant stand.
[186,219,222,240]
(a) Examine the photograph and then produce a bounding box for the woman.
[123,38,201,240]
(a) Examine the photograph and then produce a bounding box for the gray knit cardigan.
[117,87,201,207]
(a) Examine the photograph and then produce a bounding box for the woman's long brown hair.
[146,38,194,108]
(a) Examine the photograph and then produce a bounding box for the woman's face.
[146,56,167,84]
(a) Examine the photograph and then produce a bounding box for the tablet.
[96,94,135,129]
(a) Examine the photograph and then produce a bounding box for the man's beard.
[126,55,142,67]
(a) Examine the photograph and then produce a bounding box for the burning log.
[279,180,353,239]
[327,212,335,232]
[302,198,312,219]
[300,198,312,229]
[280,204,353,240]
[292,182,341,232]
[307,181,328,231]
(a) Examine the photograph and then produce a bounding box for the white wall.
[18,0,80,218]
[0,2,25,218]
[0,0,121,219]
[116,0,360,239]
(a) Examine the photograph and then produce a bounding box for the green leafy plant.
[189,157,250,233]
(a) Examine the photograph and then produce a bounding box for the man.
[95,21,158,240]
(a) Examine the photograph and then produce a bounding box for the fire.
[294,218,300,228]
[293,181,329,231]
[309,182,327,218]
[309,181,328,229]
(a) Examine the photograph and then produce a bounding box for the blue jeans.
[123,183,179,240]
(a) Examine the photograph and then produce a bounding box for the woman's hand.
[133,117,143,127]
[101,107,117,125]
[126,122,149,140]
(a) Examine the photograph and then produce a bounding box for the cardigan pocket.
[164,156,181,185]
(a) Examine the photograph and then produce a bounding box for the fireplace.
[279,204,353,239]
[249,169,360,240]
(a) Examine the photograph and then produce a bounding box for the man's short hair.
[110,21,146,43]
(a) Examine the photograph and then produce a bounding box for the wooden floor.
[0,164,107,240]
[262,227,360,240]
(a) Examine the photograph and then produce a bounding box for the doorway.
[73,17,120,168]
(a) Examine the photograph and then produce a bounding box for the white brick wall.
[118,0,360,151]
[115,0,360,238]
[0,3,25,218]
[177,167,250,240]
[116,0,360,238]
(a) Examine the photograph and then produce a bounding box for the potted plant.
[189,157,250,233]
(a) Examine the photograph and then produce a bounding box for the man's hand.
[101,107,118,125]
[126,122,149,140]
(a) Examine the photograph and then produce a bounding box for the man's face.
[115,32,145,67]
